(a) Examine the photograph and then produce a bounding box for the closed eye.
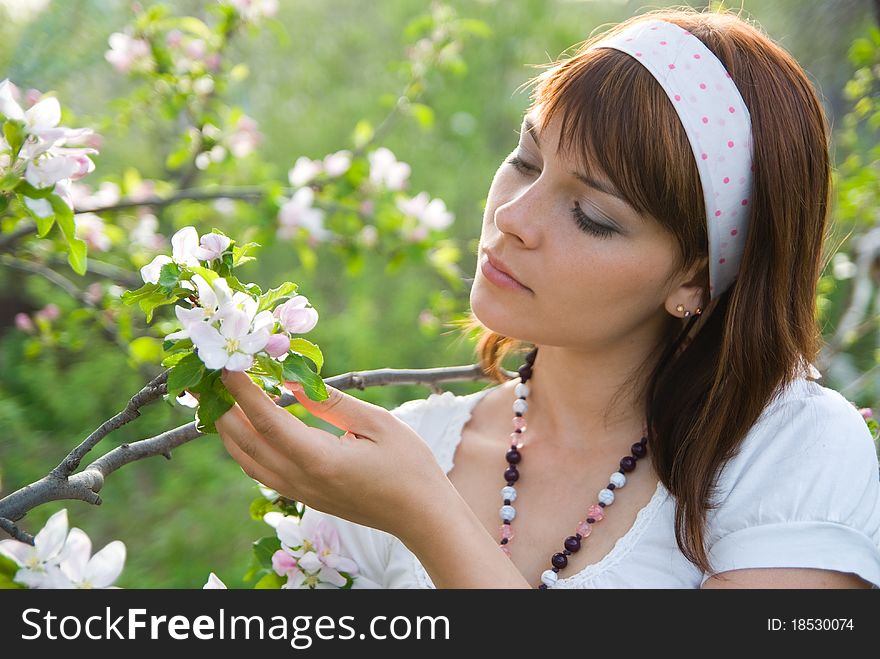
[505,155,617,239]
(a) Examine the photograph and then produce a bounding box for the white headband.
[588,19,754,301]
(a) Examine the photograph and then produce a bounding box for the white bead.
[610,472,626,488]
[541,569,558,587]
[501,486,517,502]
[500,505,516,521]
[598,488,615,505]
[515,382,530,398]
[513,398,528,415]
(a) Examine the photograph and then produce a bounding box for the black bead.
[551,552,568,569]
[518,365,532,380]
[562,549,572,556]
[586,518,595,523]
[551,566,560,573]
[506,448,522,464]
[500,538,508,545]
[631,442,647,459]
[607,483,616,490]
[538,584,548,589]
[503,519,511,525]
[564,535,581,552]
[504,467,519,482]
[598,502,606,507]
[503,499,511,505]
[620,455,637,472]
[514,411,523,417]
[640,436,648,445]
[507,480,515,487]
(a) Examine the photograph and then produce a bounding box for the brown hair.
[449,5,837,576]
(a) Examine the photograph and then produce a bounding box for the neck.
[517,336,664,452]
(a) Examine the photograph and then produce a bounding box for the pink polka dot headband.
[588,19,754,301]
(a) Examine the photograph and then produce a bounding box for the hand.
[198,369,453,543]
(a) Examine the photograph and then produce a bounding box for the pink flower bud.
[14,313,34,333]
[264,333,291,359]
[273,296,318,334]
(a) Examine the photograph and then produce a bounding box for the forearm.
[398,481,532,589]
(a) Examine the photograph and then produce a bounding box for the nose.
[493,181,543,248]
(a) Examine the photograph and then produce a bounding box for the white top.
[304,374,880,588]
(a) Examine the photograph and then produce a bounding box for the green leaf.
[0,552,21,579]
[129,336,164,365]
[122,283,161,305]
[249,496,274,521]
[48,194,87,275]
[232,241,261,267]
[252,536,282,569]
[33,212,55,237]
[193,373,235,434]
[138,290,178,323]
[289,338,323,373]
[254,571,286,589]
[254,353,284,383]
[256,281,298,314]
[166,352,206,398]
[408,102,435,130]
[15,179,56,198]
[178,16,214,40]
[188,264,219,284]
[280,353,328,401]
[158,262,182,288]
[352,119,374,149]
[160,351,188,368]
[2,119,25,156]
[162,337,193,353]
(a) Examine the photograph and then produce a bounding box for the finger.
[284,380,385,440]
[215,401,293,469]
[220,369,311,447]
[218,428,292,497]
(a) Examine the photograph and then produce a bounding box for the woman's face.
[472,110,692,350]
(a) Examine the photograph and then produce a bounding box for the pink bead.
[576,521,592,537]
[588,504,604,522]
[500,525,514,540]
[512,417,526,431]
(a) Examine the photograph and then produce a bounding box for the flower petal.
[203,572,228,589]
[84,540,126,588]
[57,527,91,583]
[223,351,253,372]
[35,509,69,562]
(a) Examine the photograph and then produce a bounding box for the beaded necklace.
[498,346,650,589]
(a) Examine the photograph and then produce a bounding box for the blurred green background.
[1,0,878,587]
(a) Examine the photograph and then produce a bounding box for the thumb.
[286,380,386,439]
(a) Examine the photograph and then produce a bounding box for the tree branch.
[0,363,515,540]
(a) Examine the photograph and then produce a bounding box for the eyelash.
[505,155,616,239]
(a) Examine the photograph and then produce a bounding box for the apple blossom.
[322,149,351,177]
[14,312,34,333]
[139,226,203,284]
[287,156,322,187]
[227,0,279,22]
[368,146,411,191]
[193,232,231,262]
[227,115,262,158]
[273,295,318,334]
[264,332,291,359]
[396,191,454,231]
[105,32,153,73]
[277,187,331,242]
[188,305,273,371]
[74,213,112,252]
[203,572,228,589]
[0,509,69,589]
[53,527,126,589]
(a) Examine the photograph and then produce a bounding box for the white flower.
[277,187,330,242]
[396,191,454,230]
[139,226,203,284]
[203,572,228,589]
[226,0,279,22]
[322,149,351,177]
[53,527,126,589]
[266,512,359,589]
[273,295,318,334]
[287,156,322,187]
[163,275,249,341]
[105,33,152,73]
[0,509,68,588]
[189,299,274,371]
[368,147,411,191]
[193,233,231,262]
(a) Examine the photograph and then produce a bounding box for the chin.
[470,278,530,339]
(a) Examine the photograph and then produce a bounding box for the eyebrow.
[521,117,631,205]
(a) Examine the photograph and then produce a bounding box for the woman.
[214,6,880,588]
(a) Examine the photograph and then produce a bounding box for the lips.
[482,248,530,290]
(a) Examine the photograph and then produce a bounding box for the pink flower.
[264,333,291,359]
[273,296,318,334]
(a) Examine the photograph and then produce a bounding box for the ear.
[664,255,708,319]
